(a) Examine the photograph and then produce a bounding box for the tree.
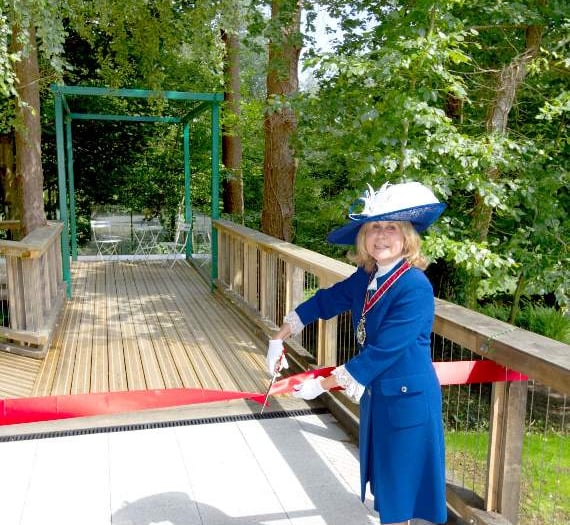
[12,21,46,235]
[221,26,244,217]
[466,20,544,308]
[293,0,568,309]
[261,0,302,241]
[1,1,66,236]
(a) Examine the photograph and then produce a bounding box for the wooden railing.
[213,218,569,525]
[0,221,66,358]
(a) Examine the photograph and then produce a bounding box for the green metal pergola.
[52,85,223,296]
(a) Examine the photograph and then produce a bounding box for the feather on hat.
[327,181,446,245]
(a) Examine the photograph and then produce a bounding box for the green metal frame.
[52,84,223,296]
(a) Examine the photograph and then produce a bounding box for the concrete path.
[0,406,378,525]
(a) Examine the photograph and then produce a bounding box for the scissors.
[260,352,285,414]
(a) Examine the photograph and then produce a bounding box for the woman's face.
[364,221,405,265]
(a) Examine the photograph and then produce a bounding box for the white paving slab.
[0,412,378,525]
[20,433,110,525]
[0,440,37,525]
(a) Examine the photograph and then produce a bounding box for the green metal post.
[54,91,72,296]
[184,121,192,258]
[211,101,220,287]
[66,118,77,259]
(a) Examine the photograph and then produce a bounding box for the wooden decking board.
[114,262,146,391]
[0,353,40,374]
[30,267,83,396]
[51,264,89,395]
[139,264,202,389]
[157,264,224,390]
[106,263,127,392]
[123,263,165,390]
[0,261,270,401]
[169,264,265,393]
[177,265,268,386]
[136,264,183,389]
[71,263,96,394]
[164,264,242,391]
[0,352,38,396]
[90,259,109,393]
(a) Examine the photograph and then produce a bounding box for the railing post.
[285,262,303,314]
[228,235,234,290]
[316,278,338,366]
[285,262,304,343]
[6,256,25,329]
[44,247,54,311]
[218,229,227,285]
[233,237,243,295]
[23,258,45,331]
[260,251,279,325]
[244,243,258,308]
[212,219,569,525]
[486,380,528,524]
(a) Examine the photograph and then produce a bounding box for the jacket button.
[401,386,408,393]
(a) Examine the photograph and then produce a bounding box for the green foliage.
[4,0,564,322]
[477,302,570,344]
[0,0,67,98]
[34,0,236,233]
[65,0,226,91]
[0,7,16,98]
[517,305,570,344]
[446,430,570,525]
[292,0,569,310]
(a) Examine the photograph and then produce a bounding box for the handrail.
[0,221,66,358]
[0,222,63,258]
[433,299,569,394]
[214,218,569,394]
[0,220,22,232]
[213,218,569,525]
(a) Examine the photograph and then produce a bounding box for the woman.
[267,181,447,525]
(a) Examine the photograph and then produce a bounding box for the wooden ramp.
[0,261,269,399]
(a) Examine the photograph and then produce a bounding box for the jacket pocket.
[379,374,429,429]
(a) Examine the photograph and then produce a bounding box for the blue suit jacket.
[296,261,447,524]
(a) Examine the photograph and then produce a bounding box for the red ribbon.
[268,360,526,396]
[432,359,527,385]
[0,388,265,426]
[0,360,526,427]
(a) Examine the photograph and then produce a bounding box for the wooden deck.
[0,261,269,400]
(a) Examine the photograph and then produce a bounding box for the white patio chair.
[133,218,163,261]
[191,214,211,269]
[91,220,122,260]
[159,218,192,268]
[192,214,211,253]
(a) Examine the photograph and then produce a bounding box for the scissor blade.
[260,372,278,414]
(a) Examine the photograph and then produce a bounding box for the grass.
[445,430,569,525]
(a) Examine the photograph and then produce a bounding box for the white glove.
[266,339,289,376]
[292,377,326,400]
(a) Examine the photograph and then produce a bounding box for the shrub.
[478,303,570,344]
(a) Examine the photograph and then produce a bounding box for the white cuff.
[284,310,304,336]
[332,365,365,403]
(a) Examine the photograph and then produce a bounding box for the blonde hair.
[347,221,428,273]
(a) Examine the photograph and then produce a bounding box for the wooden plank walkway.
[0,261,269,399]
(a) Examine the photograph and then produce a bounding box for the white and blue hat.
[327,181,446,245]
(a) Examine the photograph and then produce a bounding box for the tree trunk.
[473,25,542,243]
[261,0,301,242]
[221,28,244,218]
[466,24,542,307]
[0,134,22,229]
[12,23,47,237]
[508,273,526,324]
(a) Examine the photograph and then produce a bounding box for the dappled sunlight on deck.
[0,261,269,400]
